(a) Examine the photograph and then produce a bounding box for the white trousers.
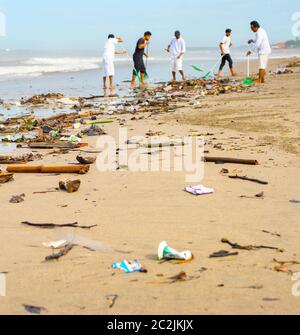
[171,58,183,72]
[103,59,115,77]
[259,54,269,70]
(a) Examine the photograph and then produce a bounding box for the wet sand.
[0,57,300,315]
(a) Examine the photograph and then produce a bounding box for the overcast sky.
[0,0,299,50]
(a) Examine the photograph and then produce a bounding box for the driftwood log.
[204,157,259,165]
[7,165,90,175]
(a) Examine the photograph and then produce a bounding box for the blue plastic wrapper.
[112,260,142,273]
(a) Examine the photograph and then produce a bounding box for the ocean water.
[1,48,300,101]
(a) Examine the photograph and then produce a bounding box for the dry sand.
[0,57,300,315]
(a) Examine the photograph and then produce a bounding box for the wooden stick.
[28,142,79,149]
[21,221,97,229]
[229,175,268,185]
[45,244,74,262]
[7,165,90,174]
[205,157,259,165]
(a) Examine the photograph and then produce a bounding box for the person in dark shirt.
[131,31,152,88]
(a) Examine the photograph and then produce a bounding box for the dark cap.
[175,30,181,36]
[144,31,152,36]
[108,34,115,39]
[225,29,232,33]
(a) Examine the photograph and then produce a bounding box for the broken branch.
[229,175,268,185]
[21,221,97,229]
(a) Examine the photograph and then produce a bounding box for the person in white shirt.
[102,34,126,95]
[218,29,236,78]
[166,31,186,81]
[246,21,272,84]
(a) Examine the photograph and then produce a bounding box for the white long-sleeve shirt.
[102,38,119,61]
[251,27,271,55]
[169,37,186,59]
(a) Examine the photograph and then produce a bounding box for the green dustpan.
[203,71,212,79]
[192,65,203,72]
[243,76,254,85]
[133,70,142,83]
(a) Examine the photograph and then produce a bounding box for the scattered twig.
[262,230,281,238]
[273,259,300,275]
[106,294,118,308]
[221,238,283,252]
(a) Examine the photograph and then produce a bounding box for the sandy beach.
[0,57,300,315]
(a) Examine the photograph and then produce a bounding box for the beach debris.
[287,61,300,68]
[241,284,264,290]
[21,93,64,105]
[112,260,147,274]
[7,165,90,175]
[106,294,118,308]
[220,168,229,174]
[60,135,82,143]
[221,238,283,252]
[21,221,97,229]
[205,157,259,165]
[262,297,280,302]
[262,230,281,238]
[273,259,300,275]
[184,185,214,196]
[150,271,193,285]
[0,173,14,184]
[142,141,185,149]
[23,304,47,315]
[45,244,74,262]
[85,120,113,126]
[59,179,81,193]
[76,155,96,165]
[240,192,265,200]
[209,250,239,258]
[229,175,268,185]
[81,124,106,137]
[9,193,25,204]
[42,240,67,249]
[290,200,300,204]
[158,241,193,261]
[168,271,191,283]
[33,189,59,194]
[273,67,293,75]
[0,153,42,164]
[28,142,80,149]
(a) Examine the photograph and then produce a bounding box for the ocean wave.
[0,57,106,78]
[1,51,300,79]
